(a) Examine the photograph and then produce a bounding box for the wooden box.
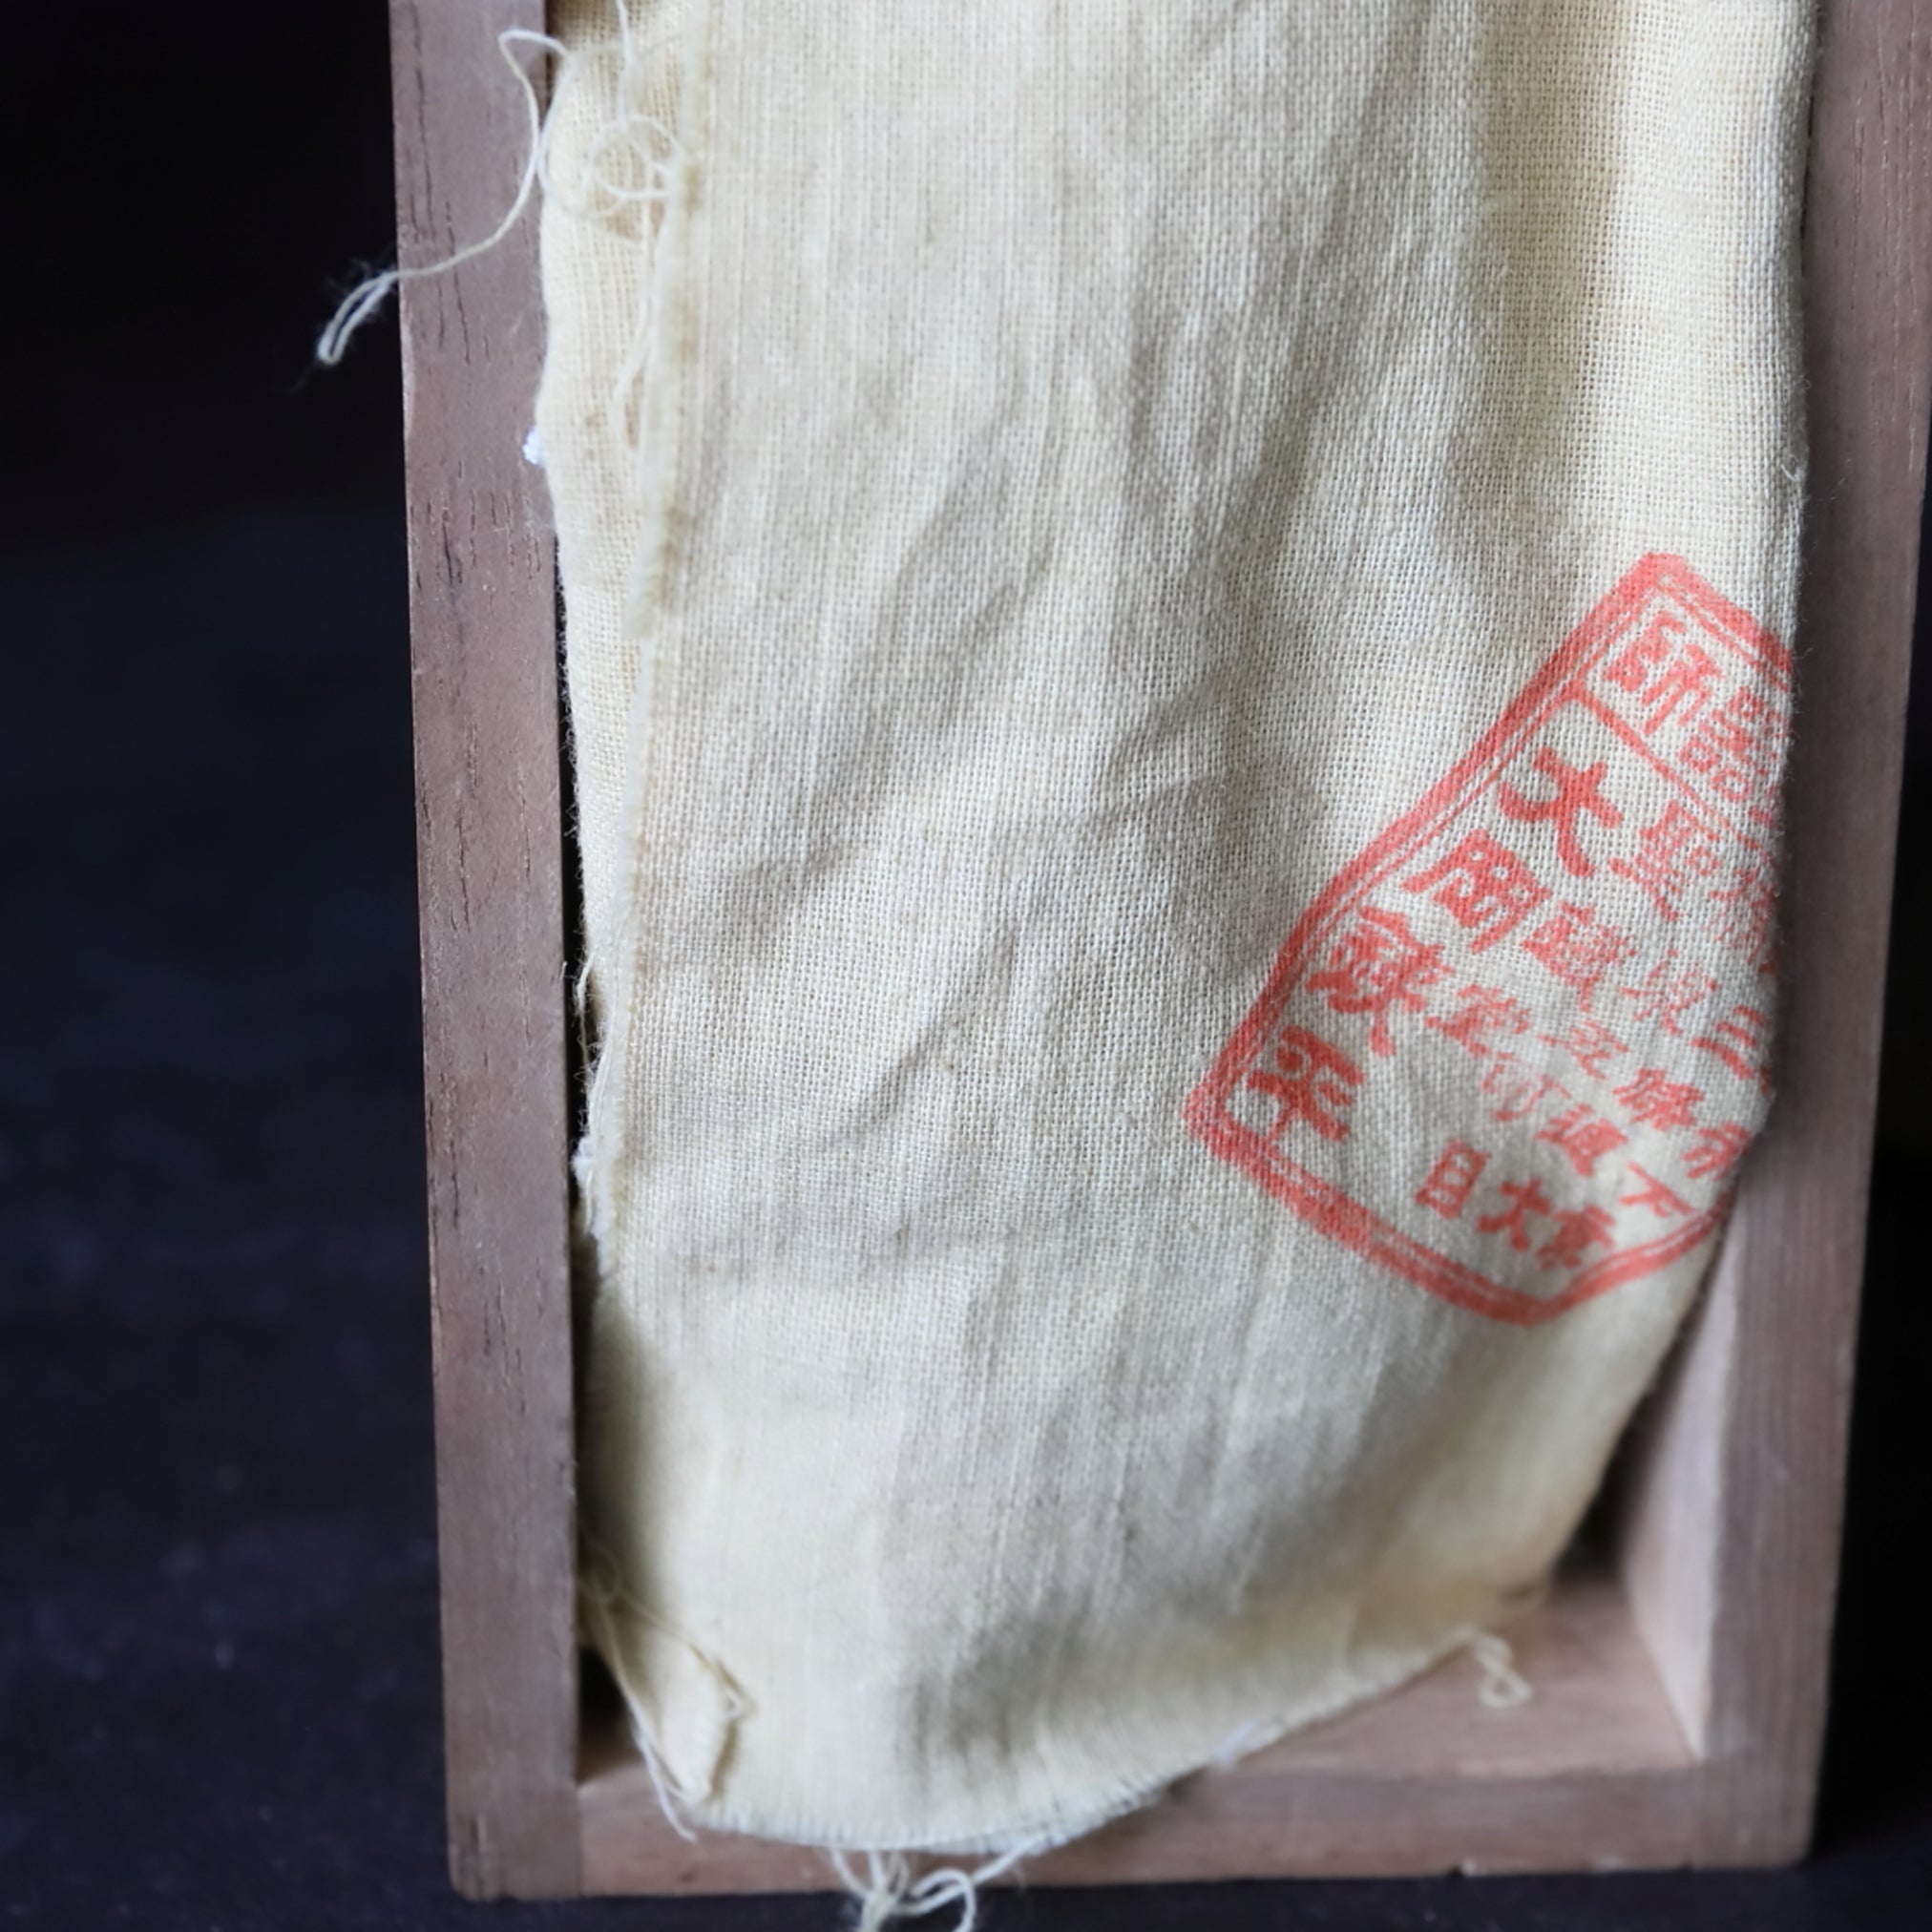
[388,0,1932,1900]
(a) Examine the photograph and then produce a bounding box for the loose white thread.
[314,27,565,365]
[831,1835,1048,1932]
[1208,1717,1266,1769]
[1469,1631,1533,1711]
[631,1724,700,1844]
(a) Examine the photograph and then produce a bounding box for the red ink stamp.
[1186,556,1790,1326]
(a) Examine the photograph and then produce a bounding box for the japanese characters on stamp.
[1186,556,1789,1326]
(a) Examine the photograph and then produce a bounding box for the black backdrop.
[3,9,1927,1928]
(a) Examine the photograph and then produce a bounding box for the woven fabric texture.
[536,0,1813,1854]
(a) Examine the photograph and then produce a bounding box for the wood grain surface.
[391,0,578,1900]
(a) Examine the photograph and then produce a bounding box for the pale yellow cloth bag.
[537,0,1812,1857]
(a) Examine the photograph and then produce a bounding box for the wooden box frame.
[390,0,1932,1900]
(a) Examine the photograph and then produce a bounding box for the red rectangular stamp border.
[1183,555,1790,1328]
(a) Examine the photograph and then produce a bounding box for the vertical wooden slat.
[390,0,580,1899]
[1616,0,1932,1863]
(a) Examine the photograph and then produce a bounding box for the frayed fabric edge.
[575,1583,1547,1930]
[575,0,715,1266]
[578,1535,747,1838]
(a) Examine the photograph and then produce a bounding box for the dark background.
[2,9,1926,1929]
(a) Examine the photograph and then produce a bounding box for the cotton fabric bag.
[536,0,1813,1858]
